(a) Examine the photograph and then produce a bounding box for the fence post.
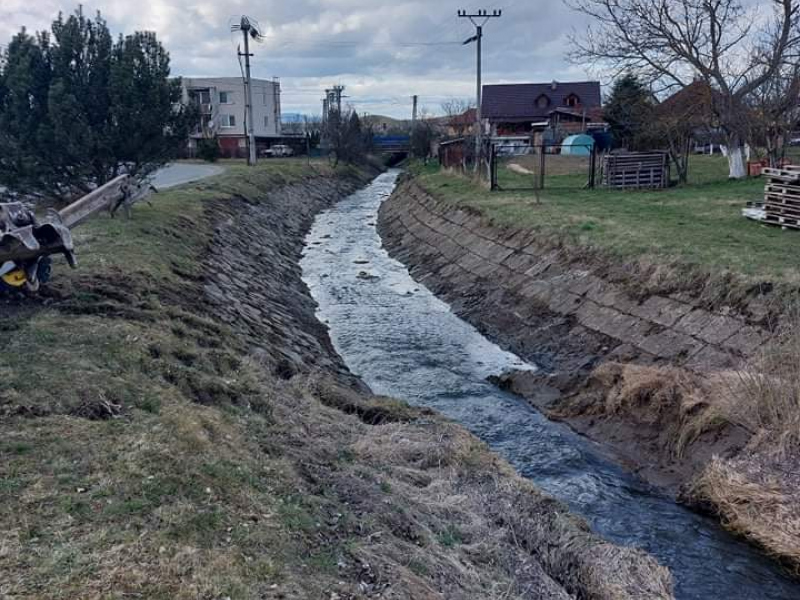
[490,143,497,191]
[589,144,597,189]
[539,144,546,189]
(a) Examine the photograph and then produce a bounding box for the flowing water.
[300,170,799,599]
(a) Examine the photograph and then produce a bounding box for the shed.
[561,134,595,156]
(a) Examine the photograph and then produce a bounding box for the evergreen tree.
[603,74,655,150]
[0,8,194,202]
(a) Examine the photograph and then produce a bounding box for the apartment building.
[182,77,281,156]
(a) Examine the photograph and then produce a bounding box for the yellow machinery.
[0,175,152,293]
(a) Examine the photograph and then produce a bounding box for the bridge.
[373,135,411,155]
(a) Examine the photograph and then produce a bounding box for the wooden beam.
[58,175,129,229]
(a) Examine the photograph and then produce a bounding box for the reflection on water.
[300,170,799,600]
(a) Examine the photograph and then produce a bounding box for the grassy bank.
[415,156,800,283]
[1,161,671,598]
[0,160,355,597]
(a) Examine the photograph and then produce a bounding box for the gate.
[490,138,599,191]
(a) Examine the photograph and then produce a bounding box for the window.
[535,94,550,109]
[191,89,211,105]
[220,114,236,128]
[264,116,269,128]
[565,94,580,108]
[219,91,233,104]
[263,91,269,106]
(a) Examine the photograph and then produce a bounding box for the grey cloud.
[1,0,595,116]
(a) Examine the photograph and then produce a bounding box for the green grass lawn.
[417,155,800,282]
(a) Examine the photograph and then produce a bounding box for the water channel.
[300,170,799,599]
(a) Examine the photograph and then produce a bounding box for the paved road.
[0,163,224,198]
[150,163,225,189]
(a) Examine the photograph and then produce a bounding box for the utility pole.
[412,95,419,126]
[238,17,257,166]
[332,85,345,116]
[458,9,502,171]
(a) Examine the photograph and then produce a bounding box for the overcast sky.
[1,0,600,118]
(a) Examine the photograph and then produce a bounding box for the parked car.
[262,144,294,158]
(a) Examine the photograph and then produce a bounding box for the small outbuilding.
[560,134,595,156]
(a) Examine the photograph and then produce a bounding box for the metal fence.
[489,139,599,191]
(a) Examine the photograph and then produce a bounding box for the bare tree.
[569,0,800,178]
[749,64,800,166]
[411,107,438,160]
[440,98,476,138]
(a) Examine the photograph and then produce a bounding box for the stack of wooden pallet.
[762,165,800,230]
[603,152,670,190]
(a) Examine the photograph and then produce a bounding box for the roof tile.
[482,81,602,120]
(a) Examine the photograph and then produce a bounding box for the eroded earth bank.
[1,165,671,599]
[378,173,800,577]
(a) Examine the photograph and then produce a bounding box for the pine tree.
[0,7,195,202]
[603,74,655,150]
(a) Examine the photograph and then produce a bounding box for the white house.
[182,77,281,157]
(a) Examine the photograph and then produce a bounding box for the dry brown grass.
[723,318,800,455]
[683,320,800,571]
[559,324,800,572]
[559,362,736,460]
[350,411,674,600]
[689,456,800,574]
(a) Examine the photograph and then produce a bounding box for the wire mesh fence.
[490,139,599,191]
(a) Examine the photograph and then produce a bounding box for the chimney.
[551,80,558,91]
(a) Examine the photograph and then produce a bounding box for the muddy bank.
[199,170,675,598]
[378,175,800,572]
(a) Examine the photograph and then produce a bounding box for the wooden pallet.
[763,213,800,230]
[765,206,800,222]
[762,165,800,232]
[765,182,800,196]
[765,195,800,211]
[762,167,800,183]
[603,152,670,190]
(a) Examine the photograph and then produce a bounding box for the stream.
[300,170,799,599]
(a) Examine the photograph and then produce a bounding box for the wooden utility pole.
[238,18,257,166]
[458,9,502,171]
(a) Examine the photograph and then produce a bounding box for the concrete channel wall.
[379,178,770,373]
